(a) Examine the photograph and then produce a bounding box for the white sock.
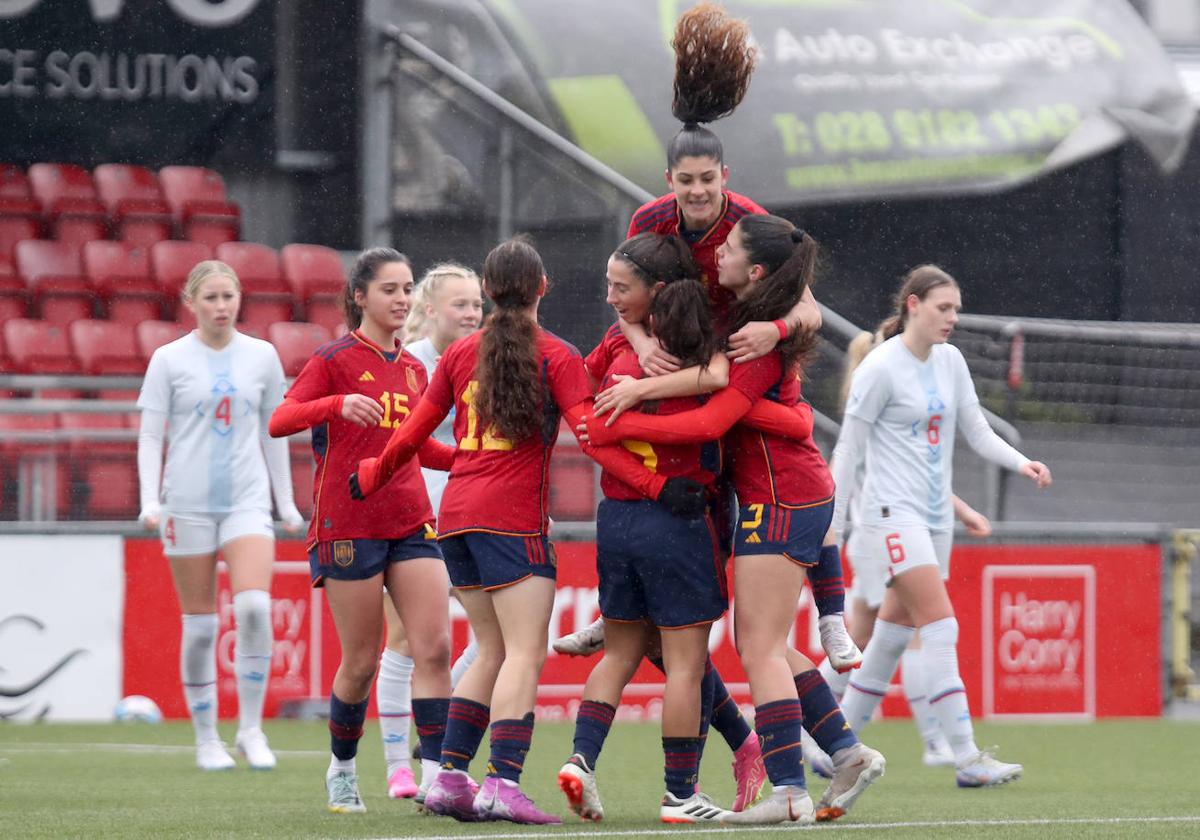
[233,590,273,733]
[919,617,978,763]
[450,640,479,689]
[420,757,441,789]
[840,619,913,734]
[180,613,219,744]
[329,754,355,777]
[818,655,851,699]
[378,648,414,777]
[901,648,946,751]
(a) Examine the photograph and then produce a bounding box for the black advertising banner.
[0,0,275,168]
[475,0,1195,205]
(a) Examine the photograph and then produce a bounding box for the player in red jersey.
[268,248,456,815]
[350,237,703,825]
[583,216,887,825]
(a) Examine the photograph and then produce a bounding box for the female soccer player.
[268,248,456,814]
[583,216,887,824]
[375,263,485,800]
[352,237,701,825]
[138,260,303,771]
[829,265,1052,788]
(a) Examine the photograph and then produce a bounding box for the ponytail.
[475,237,544,441]
[878,265,959,340]
[649,279,717,370]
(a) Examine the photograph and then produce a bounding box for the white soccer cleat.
[816,743,886,822]
[195,739,236,771]
[818,614,863,673]
[923,737,957,768]
[327,769,367,813]
[557,754,604,821]
[801,727,833,779]
[552,618,605,656]
[660,790,730,823]
[955,748,1022,788]
[721,784,814,825]
[235,727,277,770]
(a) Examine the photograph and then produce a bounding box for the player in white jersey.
[375,263,485,800]
[828,265,1051,789]
[137,260,303,771]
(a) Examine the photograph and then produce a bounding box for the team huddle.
[136,2,1052,827]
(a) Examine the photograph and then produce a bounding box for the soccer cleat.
[801,727,834,779]
[721,784,814,824]
[475,776,563,825]
[815,743,886,822]
[425,769,485,821]
[387,765,418,799]
[557,754,604,821]
[956,748,1023,788]
[661,790,730,823]
[923,737,957,768]
[730,734,768,811]
[818,614,863,673]
[235,727,276,770]
[326,770,366,814]
[552,618,605,656]
[195,739,236,771]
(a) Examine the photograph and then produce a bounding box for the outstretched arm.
[418,438,455,472]
[582,387,754,447]
[742,399,813,440]
[351,398,448,498]
[958,402,1051,488]
[592,352,730,424]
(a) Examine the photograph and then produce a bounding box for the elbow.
[709,366,730,390]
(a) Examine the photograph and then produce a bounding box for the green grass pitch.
[2,719,1198,838]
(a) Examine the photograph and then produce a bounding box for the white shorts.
[160,509,274,557]
[848,524,952,609]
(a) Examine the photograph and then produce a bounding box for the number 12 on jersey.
[459,381,514,451]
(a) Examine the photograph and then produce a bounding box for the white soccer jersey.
[404,336,455,513]
[842,336,980,531]
[138,332,287,515]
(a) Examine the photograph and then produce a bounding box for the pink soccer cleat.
[731,734,768,812]
[387,765,418,799]
[474,776,562,824]
[424,769,484,822]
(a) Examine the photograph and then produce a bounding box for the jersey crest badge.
[406,367,419,392]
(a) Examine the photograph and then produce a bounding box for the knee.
[341,651,379,694]
[411,631,452,673]
[233,590,272,639]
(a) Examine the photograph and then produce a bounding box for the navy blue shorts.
[596,498,728,629]
[308,523,442,587]
[734,499,833,566]
[439,531,557,591]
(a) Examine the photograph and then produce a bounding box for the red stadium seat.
[158,166,240,246]
[216,242,294,325]
[27,163,108,246]
[305,299,347,334]
[83,240,163,323]
[59,413,138,519]
[281,243,345,299]
[93,164,173,246]
[136,320,188,361]
[0,413,70,520]
[3,319,79,374]
[268,321,331,376]
[70,320,145,375]
[0,215,39,278]
[14,240,94,325]
[151,240,212,315]
[0,164,40,218]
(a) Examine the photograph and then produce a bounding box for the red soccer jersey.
[595,346,719,501]
[724,353,834,507]
[286,331,435,547]
[584,322,628,383]
[627,190,767,329]
[422,328,592,537]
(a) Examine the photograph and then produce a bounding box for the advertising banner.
[0,0,276,167]
[121,538,1160,720]
[383,0,1195,205]
[0,535,124,721]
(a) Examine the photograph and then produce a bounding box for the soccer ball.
[114,695,163,724]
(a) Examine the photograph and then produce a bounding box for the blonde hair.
[402,262,481,345]
[184,260,241,300]
[839,329,883,411]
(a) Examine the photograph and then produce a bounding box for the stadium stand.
[3,319,79,374]
[216,242,295,331]
[158,165,241,247]
[27,163,108,246]
[281,243,346,333]
[151,240,213,317]
[83,240,163,323]
[70,320,145,376]
[13,241,93,325]
[267,321,332,377]
[135,320,188,362]
[93,164,174,246]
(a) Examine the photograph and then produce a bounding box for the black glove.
[348,472,365,500]
[657,476,708,519]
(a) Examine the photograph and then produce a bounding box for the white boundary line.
[0,742,326,757]
[369,815,1200,840]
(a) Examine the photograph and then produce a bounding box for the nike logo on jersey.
[359,371,376,382]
